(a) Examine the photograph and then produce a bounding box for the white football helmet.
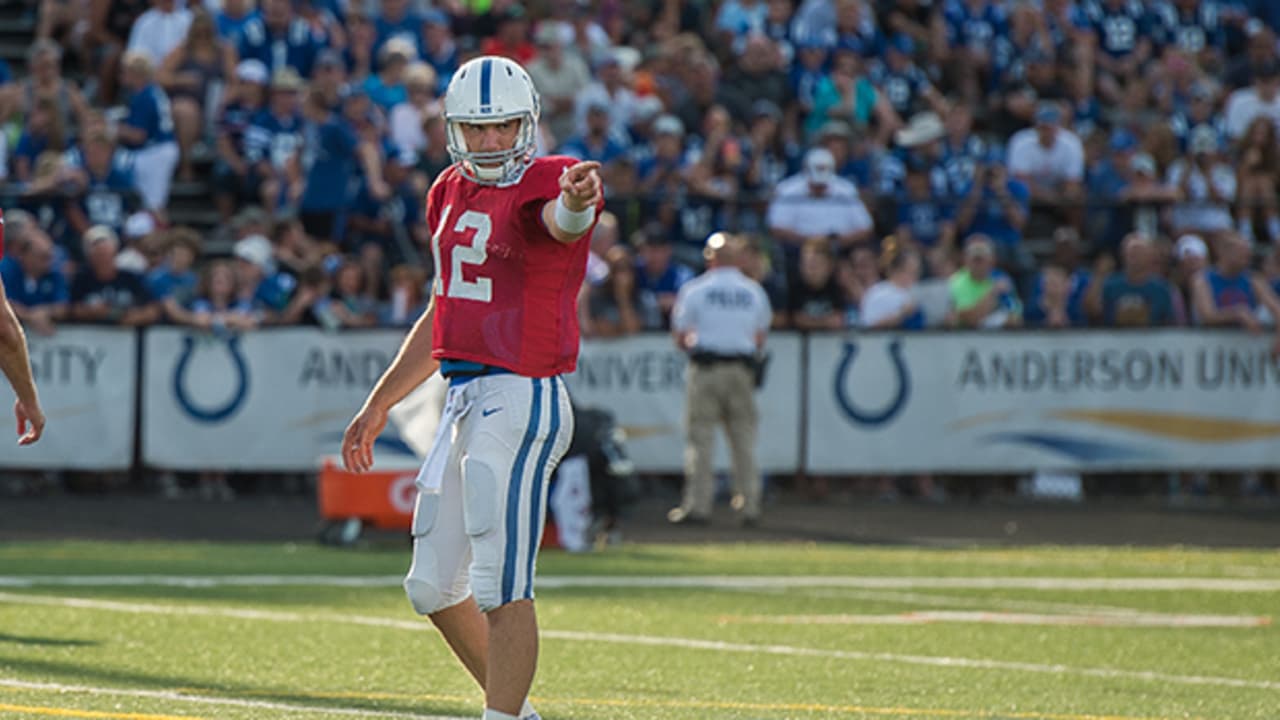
[443,55,541,185]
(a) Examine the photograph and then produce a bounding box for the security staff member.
[669,232,771,527]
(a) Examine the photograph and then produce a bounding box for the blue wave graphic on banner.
[983,432,1149,462]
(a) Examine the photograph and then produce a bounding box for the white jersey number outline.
[431,204,494,303]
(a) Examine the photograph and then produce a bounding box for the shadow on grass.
[0,634,99,648]
[0,655,473,718]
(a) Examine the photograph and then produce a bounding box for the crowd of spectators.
[4,0,1280,341]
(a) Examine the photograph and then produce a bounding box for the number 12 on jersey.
[431,204,493,303]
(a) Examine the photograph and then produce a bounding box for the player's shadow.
[0,655,472,717]
[0,634,99,647]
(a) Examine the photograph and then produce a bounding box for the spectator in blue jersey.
[11,97,66,183]
[214,0,259,40]
[636,114,688,205]
[148,226,200,315]
[244,68,307,217]
[1153,0,1226,69]
[860,242,925,330]
[559,99,630,169]
[374,0,423,57]
[1087,232,1176,327]
[1080,0,1157,106]
[335,88,397,252]
[363,37,415,112]
[17,152,77,254]
[868,33,948,119]
[237,0,324,79]
[881,111,964,201]
[297,88,358,245]
[64,128,138,243]
[1023,263,1080,328]
[295,0,347,50]
[185,260,260,332]
[232,233,297,322]
[790,32,833,122]
[632,223,695,328]
[944,0,1010,108]
[1026,227,1092,327]
[418,10,457,94]
[896,159,956,252]
[0,226,68,336]
[69,225,161,326]
[1191,233,1280,352]
[116,51,179,214]
[957,145,1031,287]
[212,60,270,222]
[1172,82,1218,151]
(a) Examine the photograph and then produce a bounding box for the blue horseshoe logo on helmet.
[834,339,910,426]
[173,334,250,423]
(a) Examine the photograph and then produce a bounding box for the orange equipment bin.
[317,457,562,548]
[318,457,419,532]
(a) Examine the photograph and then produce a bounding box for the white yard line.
[1,592,1277,692]
[540,630,1280,691]
[1,575,1280,591]
[720,586,1200,616]
[721,610,1272,627]
[0,679,468,720]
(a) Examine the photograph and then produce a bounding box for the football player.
[342,56,603,720]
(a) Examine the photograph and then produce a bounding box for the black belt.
[690,352,754,367]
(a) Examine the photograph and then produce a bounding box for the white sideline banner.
[143,328,410,471]
[807,330,1280,473]
[0,327,136,470]
[565,333,802,474]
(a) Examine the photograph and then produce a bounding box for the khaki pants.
[681,362,761,518]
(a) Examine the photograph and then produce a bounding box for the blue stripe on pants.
[502,378,542,605]
[524,376,561,599]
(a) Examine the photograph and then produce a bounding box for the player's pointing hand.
[560,161,602,211]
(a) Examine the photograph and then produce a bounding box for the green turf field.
[0,541,1277,720]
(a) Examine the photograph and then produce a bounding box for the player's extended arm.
[541,161,603,244]
[342,296,439,472]
[0,278,45,445]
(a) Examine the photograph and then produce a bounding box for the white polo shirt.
[766,173,874,240]
[672,267,771,356]
[127,8,194,66]
[1007,127,1085,185]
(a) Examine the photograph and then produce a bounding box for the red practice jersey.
[427,156,601,377]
